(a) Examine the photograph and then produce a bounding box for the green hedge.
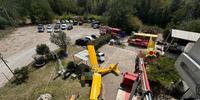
[93,34,112,50]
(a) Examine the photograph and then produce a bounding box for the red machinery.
[116,57,152,100]
[122,72,139,88]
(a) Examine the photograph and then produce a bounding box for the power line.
[0,53,18,80]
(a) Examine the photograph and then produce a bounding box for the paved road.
[99,44,139,100]
[0,25,99,87]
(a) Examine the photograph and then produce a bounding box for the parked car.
[75,38,91,46]
[85,36,95,41]
[37,24,45,32]
[91,21,100,27]
[61,24,67,30]
[78,21,83,25]
[33,55,46,67]
[67,24,73,30]
[54,24,61,33]
[73,20,78,25]
[91,34,97,39]
[96,51,105,63]
[65,20,69,24]
[93,24,100,29]
[60,20,66,24]
[46,24,53,33]
[56,20,61,24]
[69,20,74,24]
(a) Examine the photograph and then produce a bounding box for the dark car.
[91,34,97,39]
[75,38,91,46]
[67,24,73,30]
[91,21,100,27]
[78,21,83,25]
[93,24,100,29]
[37,24,45,32]
[73,20,78,25]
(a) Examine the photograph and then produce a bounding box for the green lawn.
[0,45,90,100]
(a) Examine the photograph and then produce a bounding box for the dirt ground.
[99,44,142,100]
[0,25,99,87]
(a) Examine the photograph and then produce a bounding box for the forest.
[1,0,200,35]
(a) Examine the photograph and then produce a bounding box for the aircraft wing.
[87,45,99,70]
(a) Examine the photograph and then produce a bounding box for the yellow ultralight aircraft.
[87,44,120,100]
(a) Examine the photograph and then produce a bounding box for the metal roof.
[171,29,200,42]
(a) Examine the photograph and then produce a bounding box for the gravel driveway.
[0,25,99,87]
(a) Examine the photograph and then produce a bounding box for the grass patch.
[0,45,89,100]
[147,56,181,98]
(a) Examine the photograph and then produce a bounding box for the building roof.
[171,29,200,42]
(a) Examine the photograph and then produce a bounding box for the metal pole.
[165,37,174,52]
[0,53,18,80]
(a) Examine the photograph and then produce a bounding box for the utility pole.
[0,53,18,80]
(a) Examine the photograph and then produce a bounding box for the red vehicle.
[128,33,158,48]
[116,57,152,100]
[99,26,121,37]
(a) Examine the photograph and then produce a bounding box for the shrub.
[141,25,163,34]
[93,34,112,50]
[129,16,143,32]
[13,66,29,84]
[67,61,76,73]
[147,56,180,96]
[60,13,74,20]
[36,44,50,55]
[0,16,9,29]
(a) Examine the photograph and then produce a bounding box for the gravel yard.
[0,25,99,87]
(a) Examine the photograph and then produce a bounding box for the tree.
[13,66,29,84]
[129,16,143,32]
[50,31,71,51]
[36,44,50,55]
[178,19,200,33]
[30,0,54,24]
[107,0,135,34]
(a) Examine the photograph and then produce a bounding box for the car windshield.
[38,26,43,29]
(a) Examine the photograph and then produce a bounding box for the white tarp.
[172,29,200,42]
[74,50,90,66]
[74,50,89,61]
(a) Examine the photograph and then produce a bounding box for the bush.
[141,25,163,34]
[93,34,112,50]
[36,44,50,55]
[60,13,74,20]
[13,66,29,84]
[129,16,143,32]
[67,61,76,73]
[0,16,9,29]
[147,56,180,96]
[30,0,54,24]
